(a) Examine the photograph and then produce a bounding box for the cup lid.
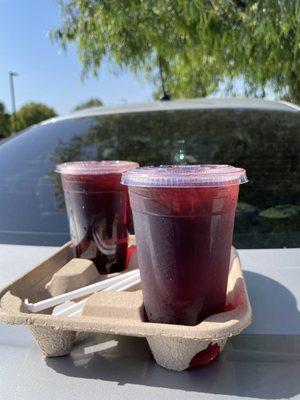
[121,164,248,187]
[56,160,139,175]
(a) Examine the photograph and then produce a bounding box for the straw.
[102,274,140,292]
[57,273,141,317]
[54,299,86,316]
[24,269,140,313]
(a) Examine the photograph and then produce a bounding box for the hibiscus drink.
[57,161,138,274]
[122,165,247,325]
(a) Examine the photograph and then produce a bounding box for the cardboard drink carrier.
[0,236,252,371]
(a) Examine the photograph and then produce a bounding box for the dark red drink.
[57,161,139,274]
[122,165,247,325]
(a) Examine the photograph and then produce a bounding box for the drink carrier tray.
[0,237,251,371]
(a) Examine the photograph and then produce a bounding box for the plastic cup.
[56,161,139,274]
[122,165,247,325]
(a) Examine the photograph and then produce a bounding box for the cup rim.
[121,164,248,188]
[56,160,139,175]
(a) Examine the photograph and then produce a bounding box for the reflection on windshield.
[0,109,299,247]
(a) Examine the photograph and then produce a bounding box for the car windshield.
[0,106,299,248]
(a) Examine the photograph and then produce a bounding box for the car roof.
[43,98,299,125]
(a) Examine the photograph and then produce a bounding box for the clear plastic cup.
[56,161,139,274]
[122,165,247,325]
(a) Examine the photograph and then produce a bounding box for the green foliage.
[53,0,300,102]
[0,102,11,138]
[259,205,300,219]
[14,102,57,132]
[73,97,103,111]
[236,202,258,214]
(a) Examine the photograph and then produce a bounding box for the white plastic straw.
[54,299,86,316]
[102,273,140,292]
[67,308,83,318]
[65,275,141,318]
[24,269,140,313]
[112,276,141,292]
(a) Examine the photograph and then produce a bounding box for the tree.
[14,102,57,132]
[53,1,300,103]
[0,102,11,138]
[73,97,103,111]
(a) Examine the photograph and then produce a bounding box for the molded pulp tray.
[0,240,252,371]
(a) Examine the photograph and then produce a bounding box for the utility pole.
[9,71,18,132]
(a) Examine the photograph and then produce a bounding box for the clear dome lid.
[121,164,248,187]
[56,160,139,175]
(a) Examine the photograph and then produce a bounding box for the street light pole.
[9,71,18,132]
[9,71,18,114]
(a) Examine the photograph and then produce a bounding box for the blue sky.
[0,0,154,115]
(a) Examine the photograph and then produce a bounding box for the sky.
[0,0,154,115]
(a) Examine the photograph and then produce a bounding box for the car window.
[0,108,299,248]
